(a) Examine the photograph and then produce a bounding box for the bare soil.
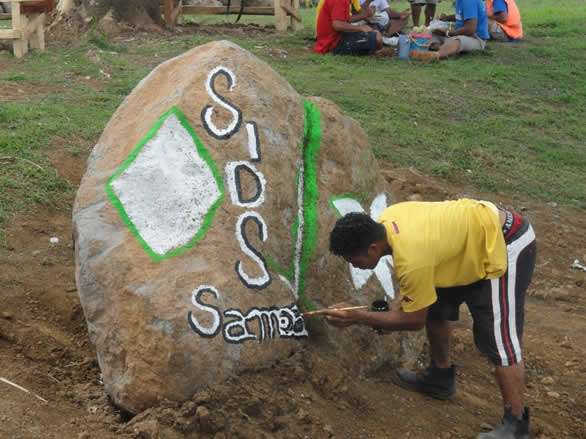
[1,139,584,439]
[0,40,585,438]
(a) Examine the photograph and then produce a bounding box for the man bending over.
[324,199,536,439]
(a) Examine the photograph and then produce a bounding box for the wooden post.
[291,0,302,31]
[28,13,45,51]
[35,15,45,50]
[163,0,174,28]
[12,2,28,58]
[273,0,288,32]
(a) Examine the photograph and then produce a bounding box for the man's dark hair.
[329,212,387,257]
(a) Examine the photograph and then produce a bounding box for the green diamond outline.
[105,106,225,262]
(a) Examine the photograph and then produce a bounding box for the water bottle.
[398,34,410,60]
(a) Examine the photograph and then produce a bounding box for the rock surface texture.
[73,40,408,413]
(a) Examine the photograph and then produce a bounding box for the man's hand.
[364,5,375,18]
[323,308,363,328]
[322,302,360,328]
[358,24,374,32]
[327,305,428,332]
[333,21,373,33]
[351,5,374,21]
[492,11,508,23]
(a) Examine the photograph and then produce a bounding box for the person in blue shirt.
[410,0,489,61]
[492,0,507,16]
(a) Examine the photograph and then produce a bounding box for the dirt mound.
[1,143,585,438]
[122,349,359,438]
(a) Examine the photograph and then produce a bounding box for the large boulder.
[73,40,407,413]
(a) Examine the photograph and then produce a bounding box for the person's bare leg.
[438,38,461,58]
[374,30,383,50]
[411,4,422,26]
[424,3,436,26]
[495,362,525,417]
[374,31,397,56]
[427,319,451,368]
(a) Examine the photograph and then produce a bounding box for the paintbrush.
[302,305,368,318]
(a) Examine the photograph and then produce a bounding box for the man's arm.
[489,11,507,22]
[328,0,372,31]
[348,4,374,22]
[433,17,477,36]
[333,20,374,32]
[439,13,456,22]
[450,18,477,36]
[488,0,508,22]
[322,306,428,331]
[441,0,480,37]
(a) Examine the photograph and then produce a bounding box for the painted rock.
[73,40,401,413]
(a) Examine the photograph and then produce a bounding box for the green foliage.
[0,0,584,244]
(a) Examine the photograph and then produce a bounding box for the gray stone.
[73,40,409,413]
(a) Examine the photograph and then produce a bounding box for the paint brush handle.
[302,305,368,317]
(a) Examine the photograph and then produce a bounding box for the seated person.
[360,0,410,36]
[315,0,363,35]
[486,0,523,41]
[410,0,489,61]
[314,0,384,55]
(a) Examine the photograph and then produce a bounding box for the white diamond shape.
[110,113,222,257]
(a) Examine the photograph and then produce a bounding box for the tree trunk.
[56,0,75,15]
[55,0,164,31]
[92,0,164,28]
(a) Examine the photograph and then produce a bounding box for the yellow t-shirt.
[378,199,507,313]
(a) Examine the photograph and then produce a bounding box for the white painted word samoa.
[188,285,307,343]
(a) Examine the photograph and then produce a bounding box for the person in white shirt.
[360,0,410,35]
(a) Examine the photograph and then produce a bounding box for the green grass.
[0,0,585,242]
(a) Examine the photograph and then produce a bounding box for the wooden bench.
[162,0,302,32]
[0,0,47,58]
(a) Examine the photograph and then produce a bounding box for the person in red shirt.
[314,0,383,55]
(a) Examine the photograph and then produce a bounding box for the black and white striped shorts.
[428,212,537,367]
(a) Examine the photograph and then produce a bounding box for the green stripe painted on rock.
[296,99,322,311]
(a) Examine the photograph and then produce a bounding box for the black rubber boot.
[392,364,456,400]
[477,407,530,439]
